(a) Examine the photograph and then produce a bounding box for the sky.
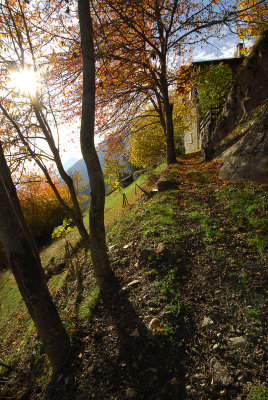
[192,29,253,62]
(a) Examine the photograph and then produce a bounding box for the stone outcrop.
[219,104,268,183]
[203,29,268,163]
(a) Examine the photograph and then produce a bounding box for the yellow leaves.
[238,0,268,40]
[129,120,166,168]
[12,339,24,346]
[128,97,191,168]
[80,336,89,342]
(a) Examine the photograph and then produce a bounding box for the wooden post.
[122,193,129,207]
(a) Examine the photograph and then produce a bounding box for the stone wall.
[219,104,268,183]
[184,106,200,153]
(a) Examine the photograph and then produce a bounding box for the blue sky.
[192,32,251,61]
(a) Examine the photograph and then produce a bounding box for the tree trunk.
[33,104,90,248]
[160,61,177,165]
[78,0,114,286]
[0,142,39,260]
[165,100,177,164]
[0,142,70,372]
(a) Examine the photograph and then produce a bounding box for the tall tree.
[78,0,114,286]
[0,141,70,372]
[36,0,266,169]
[192,63,233,115]
[94,0,267,164]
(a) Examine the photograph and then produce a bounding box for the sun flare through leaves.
[9,69,39,97]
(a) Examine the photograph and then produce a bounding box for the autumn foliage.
[129,98,192,168]
[237,0,268,41]
[17,172,73,245]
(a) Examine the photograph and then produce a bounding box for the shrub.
[192,62,232,115]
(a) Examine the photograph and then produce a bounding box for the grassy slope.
[40,165,165,268]
[0,154,267,400]
[0,164,165,384]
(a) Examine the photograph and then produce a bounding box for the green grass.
[107,190,181,248]
[247,385,268,400]
[0,272,32,370]
[40,163,167,269]
[245,307,261,321]
[105,161,166,226]
[216,185,268,255]
[77,286,99,321]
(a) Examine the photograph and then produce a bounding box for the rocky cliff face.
[203,29,268,184]
[219,104,268,183]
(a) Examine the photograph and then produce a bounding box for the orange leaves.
[17,171,72,243]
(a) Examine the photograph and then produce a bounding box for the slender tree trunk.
[165,100,177,164]
[160,60,177,165]
[0,142,70,372]
[33,104,90,248]
[0,142,39,260]
[78,0,114,286]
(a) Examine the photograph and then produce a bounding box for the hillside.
[63,158,80,172]
[0,153,267,400]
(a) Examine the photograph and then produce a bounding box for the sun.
[10,68,38,96]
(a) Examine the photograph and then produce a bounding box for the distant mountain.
[67,149,106,207]
[62,157,79,172]
[67,149,105,183]
[68,158,88,181]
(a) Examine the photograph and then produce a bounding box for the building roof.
[192,56,244,68]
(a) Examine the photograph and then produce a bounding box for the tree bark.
[0,142,70,372]
[0,142,39,260]
[160,64,177,165]
[165,100,177,164]
[78,0,114,286]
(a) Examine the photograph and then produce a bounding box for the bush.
[193,62,232,115]
[18,173,73,246]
